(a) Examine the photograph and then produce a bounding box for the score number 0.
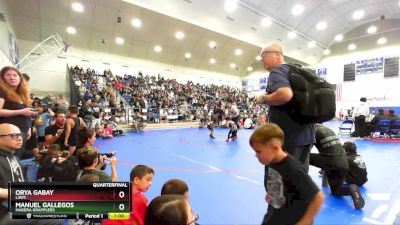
[118,191,125,211]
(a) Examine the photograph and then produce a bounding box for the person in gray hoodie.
[0,123,25,222]
[0,123,62,225]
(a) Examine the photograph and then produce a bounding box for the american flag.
[335,83,342,101]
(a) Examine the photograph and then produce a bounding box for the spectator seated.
[70,66,267,128]
[371,119,391,138]
[389,120,400,138]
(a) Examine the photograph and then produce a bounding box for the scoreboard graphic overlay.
[8,182,130,220]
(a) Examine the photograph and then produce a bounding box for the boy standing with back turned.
[249,124,324,225]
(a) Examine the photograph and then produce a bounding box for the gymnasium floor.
[97,120,400,225]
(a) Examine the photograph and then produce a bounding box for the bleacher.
[68,65,265,129]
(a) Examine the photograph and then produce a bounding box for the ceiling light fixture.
[334,34,343,41]
[307,41,316,48]
[235,49,242,56]
[184,53,191,59]
[291,4,304,16]
[353,10,364,20]
[348,43,356,50]
[377,37,387,45]
[323,49,331,55]
[175,31,185,40]
[72,2,84,12]
[261,18,272,27]
[230,63,236,68]
[288,31,297,39]
[224,0,238,12]
[210,58,216,64]
[316,21,327,30]
[154,45,162,53]
[247,66,253,72]
[131,18,142,28]
[367,25,377,34]
[66,26,76,34]
[256,55,262,61]
[115,37,124,44]
[209,41,217,49]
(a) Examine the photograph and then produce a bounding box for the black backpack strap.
[285,63,305,77]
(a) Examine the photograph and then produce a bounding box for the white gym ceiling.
[2,0,400,76]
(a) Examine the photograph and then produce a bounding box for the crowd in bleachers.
[70,65,268,130]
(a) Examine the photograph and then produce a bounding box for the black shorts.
[207,124,214,130]
[68,135,78,147]
[232,116,240,125]
[38,136,45,142]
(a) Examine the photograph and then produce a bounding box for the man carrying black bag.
[256,43,315,191]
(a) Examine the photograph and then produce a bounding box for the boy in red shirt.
[100,123,113,139]
[103,165,154,225]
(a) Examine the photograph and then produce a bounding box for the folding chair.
[389,120,400,138]
[20,157,38,182]
[338,120,353,136]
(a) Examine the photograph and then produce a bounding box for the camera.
[98,152,116,170]
[99,152,115,158]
